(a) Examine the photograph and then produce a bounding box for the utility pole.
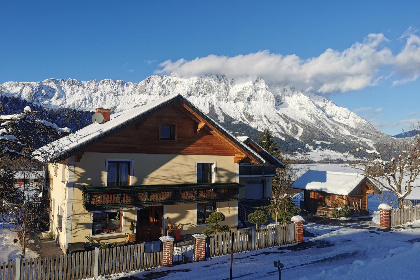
[230,232,234,280]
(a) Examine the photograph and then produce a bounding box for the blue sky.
[1,1,420,136]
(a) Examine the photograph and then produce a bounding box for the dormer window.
[160,125,175,140]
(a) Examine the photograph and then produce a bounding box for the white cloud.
[155,30,420,94]
[369,118,420,135]
[393,33,420,85]
[354,107,383,119]
[145,59,157,65]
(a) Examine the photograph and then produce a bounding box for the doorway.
[136,206,163,242]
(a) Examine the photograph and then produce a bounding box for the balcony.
[83,183,241,210]
[239,165,276,177]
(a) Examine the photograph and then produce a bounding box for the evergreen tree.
[257,129,299,224]
[248,209,268,230]
[202,212,230,235]
[258,129,280,157]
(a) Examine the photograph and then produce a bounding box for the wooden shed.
[292,170,381,216]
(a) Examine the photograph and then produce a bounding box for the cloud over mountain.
[156,31,420,94]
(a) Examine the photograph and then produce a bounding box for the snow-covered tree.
[364,137,420,209]
[0,106,67,257]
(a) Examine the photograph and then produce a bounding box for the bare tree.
[364,136,420,209]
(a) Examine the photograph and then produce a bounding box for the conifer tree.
[258,129,299,224]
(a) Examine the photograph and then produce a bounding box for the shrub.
[248,209,268,229]
[203,212,230,236]
[331,206,351,218]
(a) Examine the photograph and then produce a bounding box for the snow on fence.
[391,205,420,227]
[208,224,296,258]
[0,243,161,280]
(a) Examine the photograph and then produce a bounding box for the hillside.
[0,75,393,161]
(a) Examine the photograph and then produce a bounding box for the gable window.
[92,211,123,235]
[160,125,175,140]
[107,161,132,186]
[197,163,214,183]
[197,202,216,224]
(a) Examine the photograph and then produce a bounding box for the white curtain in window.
[119,162,129,185]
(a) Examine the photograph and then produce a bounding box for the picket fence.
[1,224,297,280]
[209,224,296,257]
[0,243,161,280]
[391,205,420,226]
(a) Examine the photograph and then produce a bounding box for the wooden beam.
[197,122,206,133]
[179,102,261,164]
[234,154,246,163]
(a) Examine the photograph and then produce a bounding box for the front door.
[136,206,163,242]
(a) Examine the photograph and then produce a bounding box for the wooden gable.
[82,100,259,163]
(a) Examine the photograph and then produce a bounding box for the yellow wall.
[48,161,68,251]
[165,201,238,235]
[73,153,236,186]
[56,153,238,247]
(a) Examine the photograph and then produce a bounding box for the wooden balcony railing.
[83,183,240,210]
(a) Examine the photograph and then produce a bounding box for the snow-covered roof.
[291,170,378,196]
[34,94,265,164]
[405,186,420,200]
[14,171,45,180]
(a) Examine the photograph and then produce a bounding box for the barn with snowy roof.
[292,170,381,216]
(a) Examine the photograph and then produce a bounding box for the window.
[160,125,175,140]
[92,211,123,235]
[197,202,216,224]
[197,163,214,183]
[57,206,63,232]
[107,161,131,186]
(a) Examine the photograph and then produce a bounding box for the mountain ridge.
[0,75,393,161]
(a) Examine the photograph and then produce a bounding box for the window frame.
[91,210,124,235]
[105,159,134,187]
[196,162,216,184]
[196,202,217,225]
[159,124,176,141]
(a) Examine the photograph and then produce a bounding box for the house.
[237,136,284,200]
[34,94,275,253]
[291,170,381,215]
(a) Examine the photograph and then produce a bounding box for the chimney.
[96,108,111,124]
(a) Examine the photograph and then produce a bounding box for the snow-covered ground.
[0,224,38,263]
[104,218,420,280]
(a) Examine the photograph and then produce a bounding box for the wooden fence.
[391,205,420,227]
[1,225,297,279]
[209,224,296,257]
[0,243,161,280]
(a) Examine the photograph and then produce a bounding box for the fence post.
[251,227,256,251]
[159,236,174,267]
[379,204,392,229]
[291,215,305,243]
[94,247,99,279]
[192,234,207,262]
[14,258,21,280]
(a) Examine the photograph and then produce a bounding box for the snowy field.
[105,217,420,280]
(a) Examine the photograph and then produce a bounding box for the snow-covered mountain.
[0,75,392,161]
